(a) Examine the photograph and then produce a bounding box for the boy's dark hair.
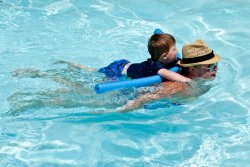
[148,34,176,61]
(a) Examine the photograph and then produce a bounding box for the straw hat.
[177,40,221,67]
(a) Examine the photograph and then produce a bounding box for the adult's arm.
[118,81,189,112]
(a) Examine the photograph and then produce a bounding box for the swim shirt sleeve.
[127,59,165,79]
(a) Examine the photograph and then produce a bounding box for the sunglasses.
[199,62,218,72]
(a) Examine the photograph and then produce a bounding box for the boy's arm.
[158,69,191,82]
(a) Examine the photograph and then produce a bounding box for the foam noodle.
[95,65,180,94]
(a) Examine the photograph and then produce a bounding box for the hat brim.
[177,54,221,67]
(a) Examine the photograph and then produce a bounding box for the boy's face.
[159,44,178,64]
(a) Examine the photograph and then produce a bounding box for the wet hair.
[148,34,176,61]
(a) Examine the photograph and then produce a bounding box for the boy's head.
[148,34,177,63]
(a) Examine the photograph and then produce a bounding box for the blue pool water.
[1,0,250,166]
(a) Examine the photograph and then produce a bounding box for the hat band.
[182,51,215,64]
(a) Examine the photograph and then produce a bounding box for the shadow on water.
[7,61,138,115]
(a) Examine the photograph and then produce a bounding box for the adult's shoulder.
[157,81,190,96]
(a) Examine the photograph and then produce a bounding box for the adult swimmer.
[119,39,221,111]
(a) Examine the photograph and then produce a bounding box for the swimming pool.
[1,0,250,166]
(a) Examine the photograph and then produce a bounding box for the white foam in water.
[90,0,114,12]
[44,0,73,16]
[181,138,225,166]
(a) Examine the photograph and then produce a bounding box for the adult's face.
[190,63,218,79]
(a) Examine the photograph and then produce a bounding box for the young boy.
[60,33,191,82]
[98,33,191,82]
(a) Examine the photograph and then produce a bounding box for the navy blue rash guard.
[127,58,179,79]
